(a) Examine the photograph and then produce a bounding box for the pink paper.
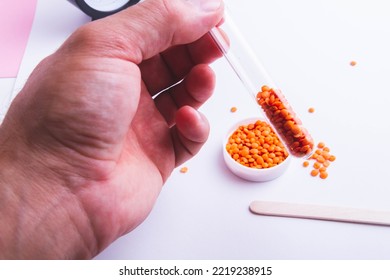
[0,0,37,78]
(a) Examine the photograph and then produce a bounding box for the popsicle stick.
[249,201,390,226]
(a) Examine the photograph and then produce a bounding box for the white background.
[1,0,390,259]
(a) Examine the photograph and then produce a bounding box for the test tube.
[210,11,314,158]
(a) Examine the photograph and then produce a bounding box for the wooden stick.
[249,201,390,226]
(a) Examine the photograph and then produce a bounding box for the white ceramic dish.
[223,117,291,182]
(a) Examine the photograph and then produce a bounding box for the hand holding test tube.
[210,11,314,158]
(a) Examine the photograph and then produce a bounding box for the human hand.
[0,0,223,259]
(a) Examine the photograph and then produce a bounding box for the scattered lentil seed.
[230,107,237,113]
[313,162,321,169]
[320,171,328,179]
[180,167,188,173]
[350,60,357,66]
[308,107,315,113]
[226,120,289,169]
[317,142,325,149]
[311,169,319,177]
[303,161,309,167]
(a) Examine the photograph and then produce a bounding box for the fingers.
[171,106,210,166]
[153,64,215,126]
[65,0,224,64]
[118,0,224,62]
[140,32,222,95]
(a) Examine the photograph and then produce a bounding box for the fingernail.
[190,0,222,12]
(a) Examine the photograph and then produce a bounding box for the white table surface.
[1,0,390,259]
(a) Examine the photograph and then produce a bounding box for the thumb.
[68,0,224,63]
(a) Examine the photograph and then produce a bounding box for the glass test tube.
[210,11,314,158]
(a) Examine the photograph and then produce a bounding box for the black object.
[71,0,141,20]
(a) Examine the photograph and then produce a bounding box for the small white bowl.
[223,117,291,182]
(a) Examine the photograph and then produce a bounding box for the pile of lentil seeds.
[226,120,289,169]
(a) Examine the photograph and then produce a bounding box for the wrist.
[0,127,98,259]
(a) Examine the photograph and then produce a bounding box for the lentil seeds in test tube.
[210,11,314,158]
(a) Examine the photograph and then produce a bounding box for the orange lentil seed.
[226,120,289,169]
[311,169,319,177]
[317,142,325,149]
[323,147,330,152]
[230,107,238,113]
[308,107,315,113]
[320,172,328,179]
[313,162,321,169]
[180,167,188,173]
[303,161,309,167]
[350,60,357,66]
